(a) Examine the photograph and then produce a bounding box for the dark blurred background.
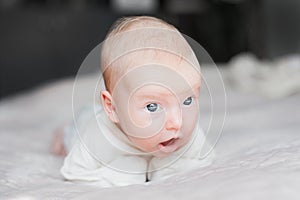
[1,0,300,98]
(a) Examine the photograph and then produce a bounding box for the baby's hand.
[51,126,67,157]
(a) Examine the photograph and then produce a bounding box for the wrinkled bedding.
[0,66,299,200]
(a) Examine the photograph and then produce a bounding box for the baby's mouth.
[158,138,179,153]
[160,138,176,146]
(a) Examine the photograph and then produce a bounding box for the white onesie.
[61,106,214,187]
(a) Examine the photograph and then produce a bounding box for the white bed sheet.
[0,67,299,200]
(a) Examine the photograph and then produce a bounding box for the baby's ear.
[100,91,119,123]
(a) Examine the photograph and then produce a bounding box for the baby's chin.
[151,146,181,158]
[134,144,177,158]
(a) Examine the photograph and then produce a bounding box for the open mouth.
[158,138,179,153]
[160,138,176,146]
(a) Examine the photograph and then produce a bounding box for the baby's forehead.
[112,58,201,98]
[120,49,198,71]
[124,49,200,76]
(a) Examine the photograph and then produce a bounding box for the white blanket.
[1,66,300,200]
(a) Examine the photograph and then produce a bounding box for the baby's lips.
[160,138,176,146]
[158,138,179,153]
[158,141,177,153]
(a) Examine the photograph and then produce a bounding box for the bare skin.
[51,126,67,157]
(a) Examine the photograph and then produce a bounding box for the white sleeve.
[61,137,147,187]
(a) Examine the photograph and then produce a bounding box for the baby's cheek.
[129,135,160,152]
[129,108,166,135]
[129,109,152,128]
[182,108,198,135]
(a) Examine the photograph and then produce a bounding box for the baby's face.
[107,51,200,158]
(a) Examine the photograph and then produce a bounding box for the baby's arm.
[60,138,147,187]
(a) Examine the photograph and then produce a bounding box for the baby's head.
[100,16,201,158]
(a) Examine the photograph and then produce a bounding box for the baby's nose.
[165,107,182,131]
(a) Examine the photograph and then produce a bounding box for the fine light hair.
[100,16,197,92]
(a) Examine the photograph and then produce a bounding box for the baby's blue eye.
[183,97,193,105]
[146,103,159,112]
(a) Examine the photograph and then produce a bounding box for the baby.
[53,16,214,187]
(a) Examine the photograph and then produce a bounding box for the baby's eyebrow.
[136,84,200,100]
[175,83,201,96]
[135,92,172,100]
